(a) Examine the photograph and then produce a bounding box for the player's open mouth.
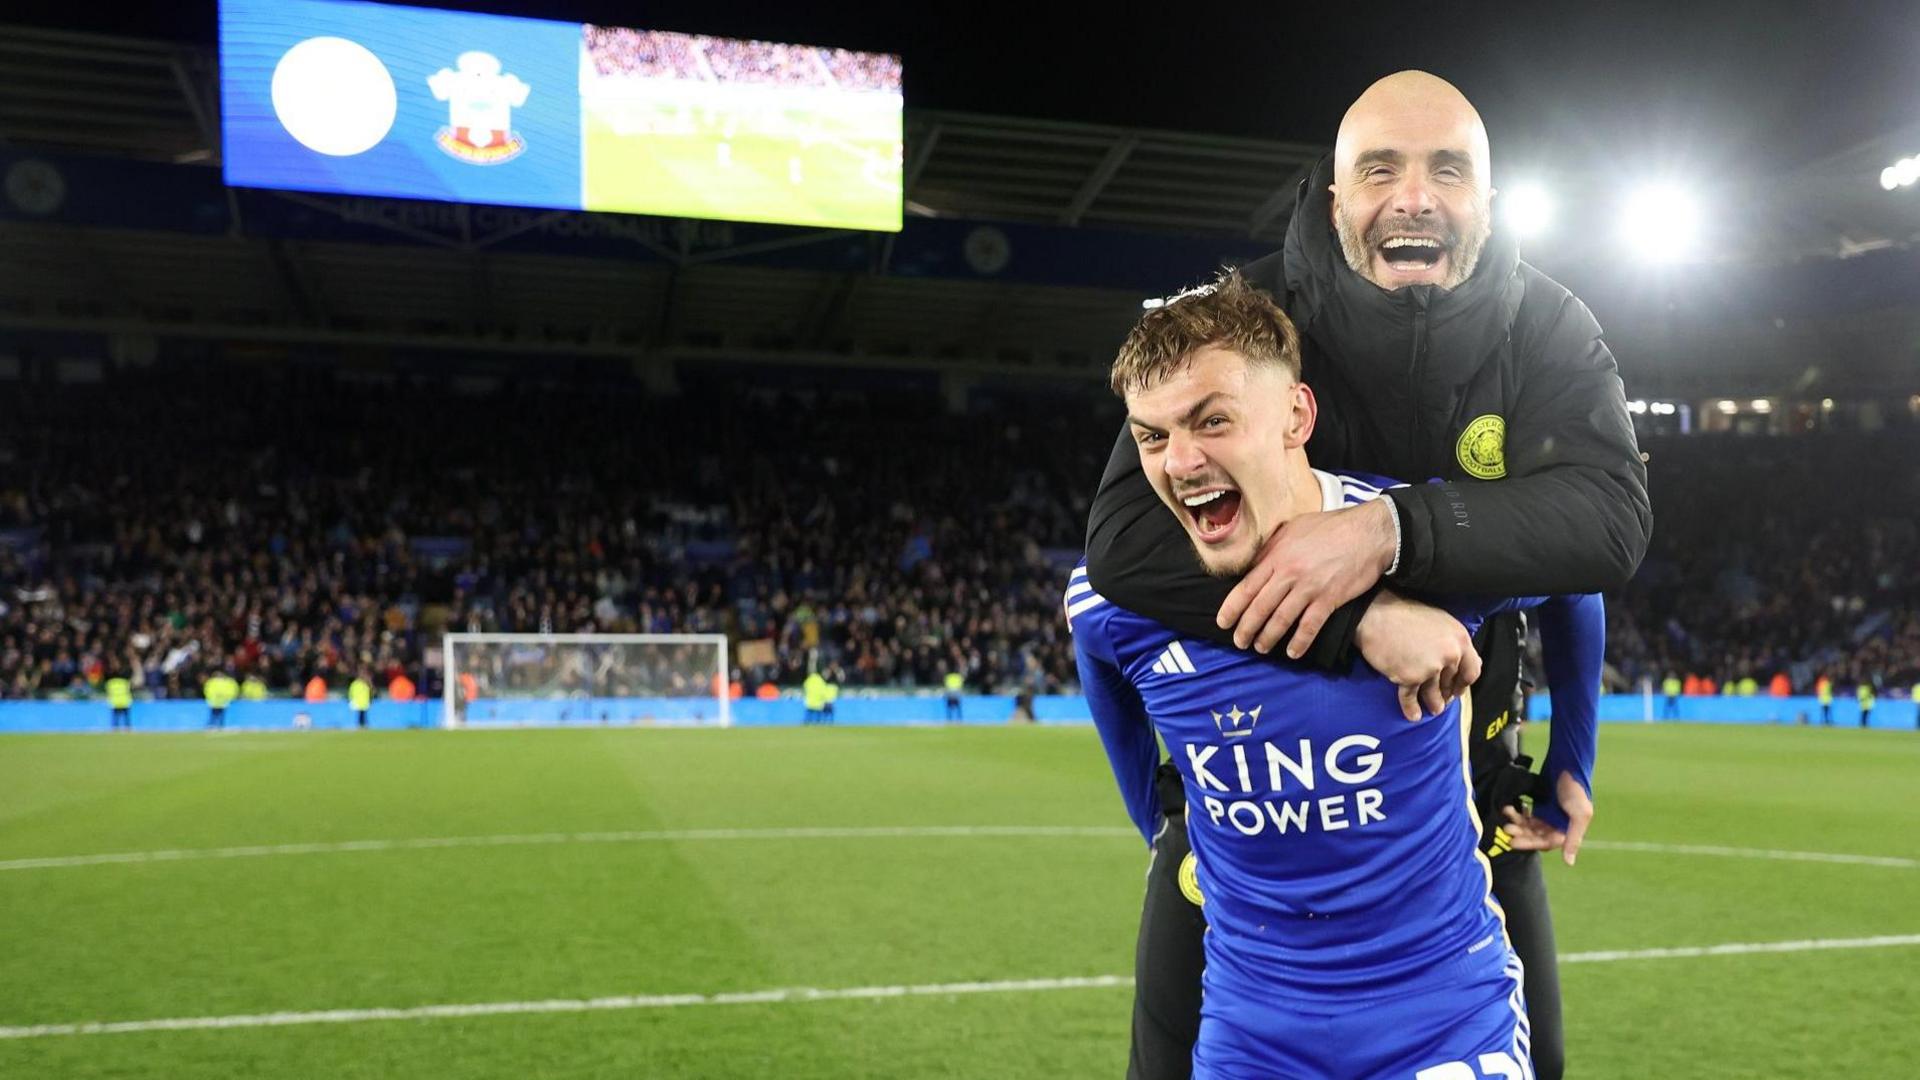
[1376,235,1449,281]
[1181,487,1242,543]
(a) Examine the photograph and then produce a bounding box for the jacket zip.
[1406,289,1430,475]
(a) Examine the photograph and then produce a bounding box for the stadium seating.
[4,362,1916,702]
[0,363,1107,699]
[1605,430,1920,697]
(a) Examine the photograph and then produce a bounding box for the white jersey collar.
[1312,468,1345,512]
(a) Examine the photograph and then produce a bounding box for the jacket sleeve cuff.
[1383,486,1433,587]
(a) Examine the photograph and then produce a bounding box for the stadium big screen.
[217,0,904,231]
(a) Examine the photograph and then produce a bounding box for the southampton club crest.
[427,51,530,164]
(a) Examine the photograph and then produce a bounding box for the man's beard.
[1195,531,1264,579]
[1334,195,1492,291]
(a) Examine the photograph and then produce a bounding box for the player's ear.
[1286,381,1317,449]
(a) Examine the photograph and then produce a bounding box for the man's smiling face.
[1125,346,1301,578]
[1330,71,1494,291]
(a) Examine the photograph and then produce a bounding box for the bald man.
[1332,71,1492,291]
[1085,71,1648,1080]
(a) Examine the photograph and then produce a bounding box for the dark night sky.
[15,1,1920,177]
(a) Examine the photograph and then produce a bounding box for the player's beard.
[1196,527,1265,580]
[1334,194,1492,291]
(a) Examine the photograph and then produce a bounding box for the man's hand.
[1215,499,1396,659]
[1352,590,1481,721]
[1499,771,1594,867]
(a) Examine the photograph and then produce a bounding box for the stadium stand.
[0,363,1110,700]
[1605,429,1920,698]
[5,354,1918,705]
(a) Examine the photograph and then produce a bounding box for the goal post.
[441,633,729,730]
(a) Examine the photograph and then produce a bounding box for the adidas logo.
[1150,641,1198,676]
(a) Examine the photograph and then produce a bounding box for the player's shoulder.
[1066,559,1159,665]
[1063,560,1114,637]
[1065,559,1198,672]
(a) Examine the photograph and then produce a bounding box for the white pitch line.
[1562,933,1920,964]
[5,935,1918,1041]
[2,829,1912,875]
[1580,840,1916,868]
[0,826,1139,872]
[0,975,1134,1040]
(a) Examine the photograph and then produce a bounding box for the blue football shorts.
[1193,950,1532,1080]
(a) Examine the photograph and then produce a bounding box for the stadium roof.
[0,25,1323,244]
[9,21,1920,263]
[0,24,1320,381]
[2,24,1918,399]
[903,111,1320,243]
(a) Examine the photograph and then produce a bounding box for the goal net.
[442,633,729,729]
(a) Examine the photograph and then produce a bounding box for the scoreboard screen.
[218,0,903,231]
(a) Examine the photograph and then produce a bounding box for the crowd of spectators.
[0,365,1106,701]
[701,39,831,88]
[821,49,905,94]
[1601,430,1920,698]
[5,361,1915,706]
[584,27,707,82]
[585,26,901,93]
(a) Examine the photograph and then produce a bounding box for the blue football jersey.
[1069,468,1597,999]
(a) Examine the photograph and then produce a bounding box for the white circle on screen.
[270,37,397,157]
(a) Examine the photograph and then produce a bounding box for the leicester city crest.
[1455,414,1507,480]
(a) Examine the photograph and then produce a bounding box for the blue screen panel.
[220,0,583,210]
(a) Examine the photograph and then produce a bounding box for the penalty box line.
[3,935,1918,1041]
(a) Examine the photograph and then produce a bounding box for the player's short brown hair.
[1109,268,1302,397]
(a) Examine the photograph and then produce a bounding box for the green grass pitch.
[1,723,1915,1078]
[581,98,901,232]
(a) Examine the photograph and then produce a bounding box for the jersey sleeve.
[1429,592,1544,634]
[1532,592,1603,830]
[1410,588,1602,829]
[1067,570,1161,848]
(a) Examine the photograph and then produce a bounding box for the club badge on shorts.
[1456,414,1508,480]
[1178,852,1205,906]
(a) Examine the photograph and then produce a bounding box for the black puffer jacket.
[1085,155,1650,662]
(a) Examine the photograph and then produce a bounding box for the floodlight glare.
[1619,184,1701,262]
[1500,183,1553,240]
[1879,155,1920,190]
